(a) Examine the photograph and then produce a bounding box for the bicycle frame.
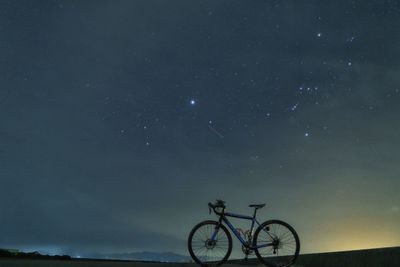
[211,210,273,250]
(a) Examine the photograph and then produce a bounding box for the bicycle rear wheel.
[253,220,300,267]
[188,220,232,267]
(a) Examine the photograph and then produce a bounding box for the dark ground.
[0,247,399,267]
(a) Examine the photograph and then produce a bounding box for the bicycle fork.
[210,219,223,242]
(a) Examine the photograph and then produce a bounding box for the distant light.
[317,33,322,37]
[190,99,196,105]
[305,132,309,137]
[348,62,352,66]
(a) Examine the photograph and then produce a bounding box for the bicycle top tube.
[224,212,253,220]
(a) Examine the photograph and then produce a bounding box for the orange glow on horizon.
[299,216,400,254]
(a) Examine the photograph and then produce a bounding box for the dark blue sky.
[1,0,399,257]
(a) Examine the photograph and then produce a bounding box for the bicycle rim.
[188,221,232,266]
[254,220,300,267]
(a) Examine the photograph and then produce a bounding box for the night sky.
[1,0,400,258]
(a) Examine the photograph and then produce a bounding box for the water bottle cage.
[236,228,252,241]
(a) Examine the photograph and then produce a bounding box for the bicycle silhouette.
[188,200,300,267]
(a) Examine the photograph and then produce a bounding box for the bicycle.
[188,200,300,267]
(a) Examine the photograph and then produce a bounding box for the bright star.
[291,103,299,111]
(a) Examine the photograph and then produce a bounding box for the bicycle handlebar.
[208,200,226,215]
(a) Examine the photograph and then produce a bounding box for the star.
[346,36,355,43]
[190,99,196,105]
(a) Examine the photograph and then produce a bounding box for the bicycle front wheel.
[253,220,300,267]
[188,220,232,267]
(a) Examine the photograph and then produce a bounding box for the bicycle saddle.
[249,203,266,209]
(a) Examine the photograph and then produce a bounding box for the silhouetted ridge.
[0,249,71,260]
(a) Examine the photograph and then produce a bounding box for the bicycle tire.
[253,219,300,267]
[188,220,232,267]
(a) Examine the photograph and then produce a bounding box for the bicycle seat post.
[252,207,258,219]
